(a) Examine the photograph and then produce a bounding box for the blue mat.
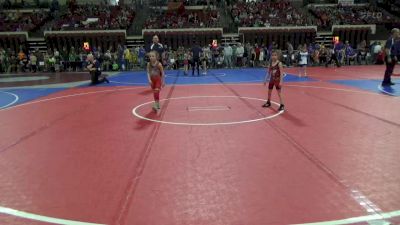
[1,68,316,108]
[94,68,315,87]
[331,79,400,96]
[0,88,66,109]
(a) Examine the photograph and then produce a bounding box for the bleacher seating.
[50,4,135,31]
[230,0,307,27]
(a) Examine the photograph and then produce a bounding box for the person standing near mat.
[191,42,203,76]
[263,50,284,111]
[382,28,400,86]
[325,41,342,68]
[147,51,165,111]
[298,45,308,77]
[183,50,190,76]
[147,35,164,62]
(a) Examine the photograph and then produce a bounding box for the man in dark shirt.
[87,54,109,85]
[382,28,400,86]
[146,35,164,61]
[191,42,203,76]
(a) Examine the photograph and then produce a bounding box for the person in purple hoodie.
[345,41,357,65]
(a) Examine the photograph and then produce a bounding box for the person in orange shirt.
[18,50,26,61]
[18,50,28,72]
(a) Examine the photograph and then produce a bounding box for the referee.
[146,35,164,61]
[382,28,400,86]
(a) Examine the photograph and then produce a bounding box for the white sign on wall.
[338,0,354,5]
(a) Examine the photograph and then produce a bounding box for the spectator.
[286,42,294,67]
[319,45,328,65]
[124,46,132,70]
[138,46,146,68]
[372,41,382,64]
[29,51,38,72]
[236,43,244,67]
[231,44,237,68]
[216,51,224,68]
[357,40,368,64]
[201,46,210,74]
[223,44,233,68]
[103,49,112,71]
[345,41,357,65]
[0,49,7,73]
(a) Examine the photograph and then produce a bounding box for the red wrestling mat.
[0,81,399,225]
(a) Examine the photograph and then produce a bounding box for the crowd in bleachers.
[49,3,135,31]
[378,0,400,19]
[144,9,220,29]
[0,38,387,74]
[0,45,148,73]
[182,0,215,6]
[309,4,397,28]
[1,0,50,9]
[229,0,308,27]
[0,10,50,32]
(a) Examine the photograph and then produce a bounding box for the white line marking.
[0,87,145,112]
[285,84,389,96]
[0,82,395,114]
[111,80,265,86]
[294,209,400,225]
[0,76,50,82]
[0,83,398,224]
[110,81,148,85]
[187,106,231,111]
[0,206,105,225]
[132,96,283,126]
[0,91,19,109]
[165,73,226,78]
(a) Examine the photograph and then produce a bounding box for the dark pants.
[91,70,106,84]
[320,56,327,64]
[326,53,341,67]
[192,58,200,76]
[382,58,396,85]
[31,65,37,73]
[237,57,243,67]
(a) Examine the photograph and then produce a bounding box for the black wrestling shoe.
[262,101,271,108]
[278,104,285,111]
[104,77,110,83]
[390,82,396,85]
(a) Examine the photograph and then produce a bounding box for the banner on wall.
[338,0,354,5]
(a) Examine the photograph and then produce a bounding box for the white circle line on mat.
[0,91,19,109]
[132,95,283,126]
[0,87,146,112]
[0,206,105,225]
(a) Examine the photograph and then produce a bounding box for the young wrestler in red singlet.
[263,50,285,111]
[147,51,165,111]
